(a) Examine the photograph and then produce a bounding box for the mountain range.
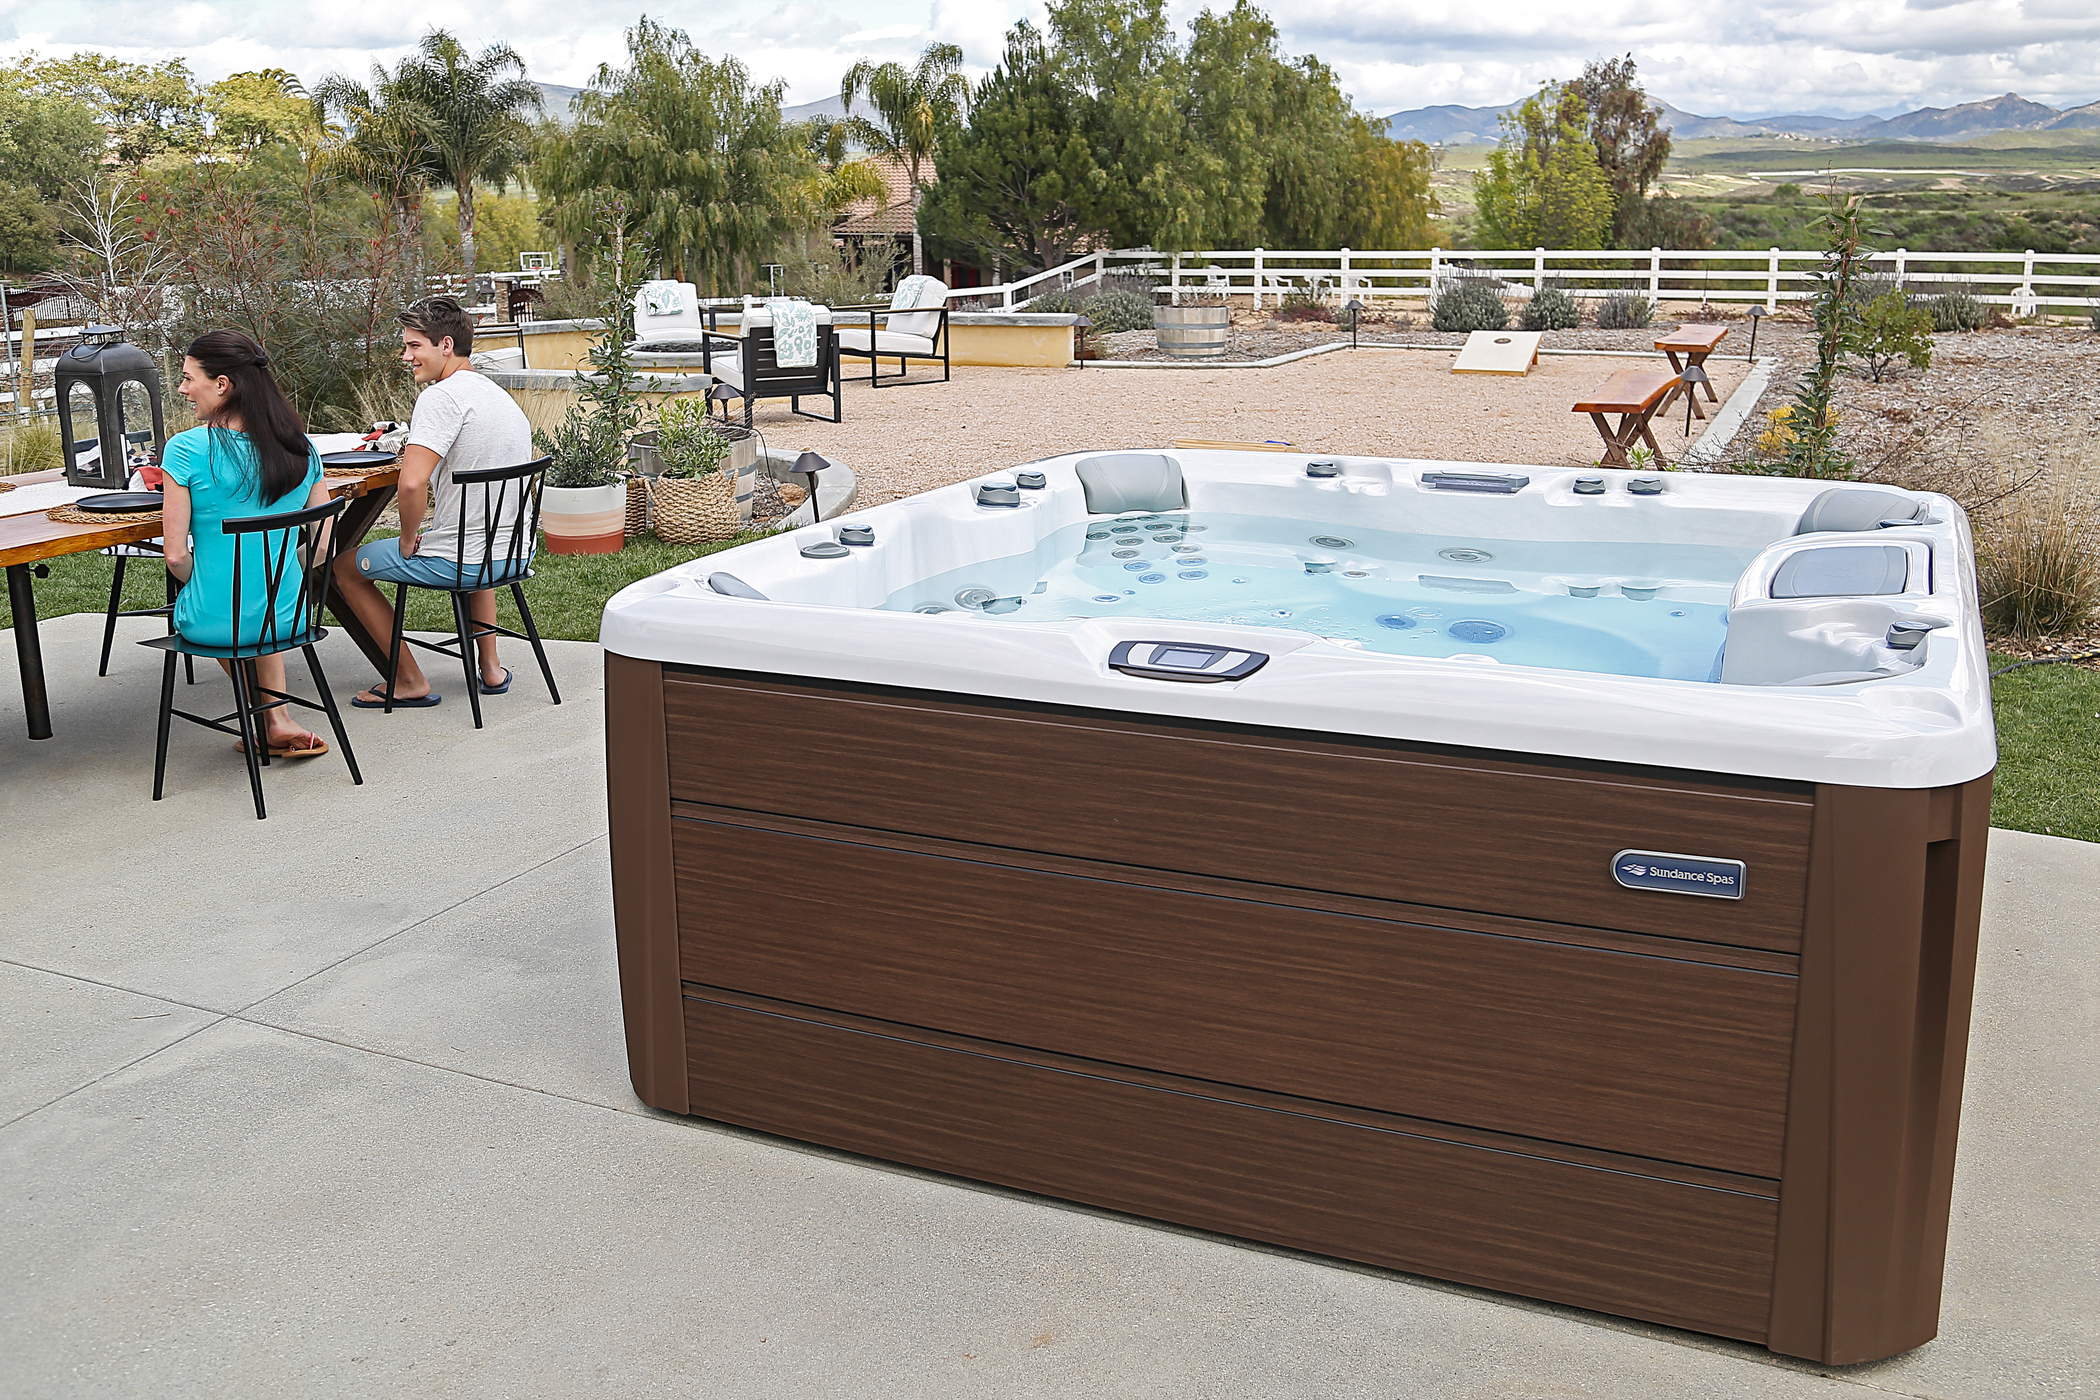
[1378,92,2100,145]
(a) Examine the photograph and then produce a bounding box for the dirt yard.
[744,346,1751,505]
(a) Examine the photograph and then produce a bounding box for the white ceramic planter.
[542,482,626,555]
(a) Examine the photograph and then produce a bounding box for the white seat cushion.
[835,328,937,357]
[470,346,525,371]
[633,280,704,339]
[709,353,745,392]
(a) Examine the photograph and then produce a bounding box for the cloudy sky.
[2,0,2097,118]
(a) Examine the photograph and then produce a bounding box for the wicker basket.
[653,473,739,544]
[625,477,652,538]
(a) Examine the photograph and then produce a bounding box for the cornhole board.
[1452,331,1542,375]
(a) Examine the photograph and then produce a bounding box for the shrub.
[1082,289,1155,333]
[1849,291,1935,383]
[653,397,730,478]
[1026,288,1084,315]
[1,417,62,475]
[1979,483,2100,640]
[1594,292,1653,330]
[1431,279,1507,332]
[1922,283,1988,333]
[1521,281,1581,331]
[1271,282,1333,322]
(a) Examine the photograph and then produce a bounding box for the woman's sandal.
[234,732,331,759]
[350,688,441,709]
[478,668,512,695]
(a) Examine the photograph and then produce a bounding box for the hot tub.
[600,450,1994,1364]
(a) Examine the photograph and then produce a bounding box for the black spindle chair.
[141,496,362,820]
[98,543,193,685]
[378,456,560,731]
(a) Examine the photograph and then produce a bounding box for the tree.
[1569,56,1669,246]
[536,18,817,293]
[919,22,1105,272]
[203,69,315,156]
[1474,84,1613,250]
[840,43,969,276]
[0,70,103,199]
[13,52,205,165]
[1339,116,1437,249]
[313,62,445,254]
[0,183,61,273]
[386,31,541,276]
[1046,0,1206,251]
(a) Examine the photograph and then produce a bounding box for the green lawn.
[1987,653,2100,842]
[9,546,2095,842]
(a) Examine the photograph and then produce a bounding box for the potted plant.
[645,398,741,544]
[1156,290,1231,359]
[535,201,648,554]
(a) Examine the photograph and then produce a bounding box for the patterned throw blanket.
[765,298,819,368]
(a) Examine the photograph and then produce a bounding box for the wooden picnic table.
[1654,323,1730,420]
[2,462,402,741]
[1571,367,1678,468]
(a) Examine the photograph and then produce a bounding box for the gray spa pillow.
[1075,453,1187,514]
[1795,487,1925,534]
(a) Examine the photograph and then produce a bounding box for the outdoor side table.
[1572,368,1678,467]
[1655,324,1731,420]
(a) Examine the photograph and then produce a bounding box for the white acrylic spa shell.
[599,450,1994,789]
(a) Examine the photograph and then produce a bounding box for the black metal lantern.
[57,325,167,488]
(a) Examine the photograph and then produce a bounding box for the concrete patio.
[3,610,2095,1400]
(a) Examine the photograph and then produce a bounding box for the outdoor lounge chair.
[702,302,843,427]
[835,275,951,387]
[632,280,707,347]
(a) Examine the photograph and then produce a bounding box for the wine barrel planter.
[1155,305,1232,358]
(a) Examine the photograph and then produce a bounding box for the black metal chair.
[377,456,560,731]
[141,496,361,821]
[700,322,843,427]
[99,543,192,685]
[832,301,951,388]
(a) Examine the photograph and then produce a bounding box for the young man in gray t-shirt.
[334,296,535,708]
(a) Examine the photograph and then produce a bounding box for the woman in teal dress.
[162,329,333,756]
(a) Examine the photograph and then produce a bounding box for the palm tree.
[312,65,442,253]
[389,30,541,276]
[840,43,969,277]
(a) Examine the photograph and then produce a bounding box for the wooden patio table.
[1571,368,1678,468]
[1654,324,1731,420]
[2,462,402,741]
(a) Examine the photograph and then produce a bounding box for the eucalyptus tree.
[387,31,540,275]
[537,17,817,292]
[839,43,970,275]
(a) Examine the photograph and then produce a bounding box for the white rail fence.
[948,246,2100,315]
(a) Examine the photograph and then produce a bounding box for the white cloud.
[1,0,2094,115]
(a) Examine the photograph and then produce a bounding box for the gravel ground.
[749,342,1751,505]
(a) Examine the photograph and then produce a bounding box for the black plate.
[76,492,164,513]
[319,450,400,468]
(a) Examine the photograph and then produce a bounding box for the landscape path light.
[1073,314,1092,367]
[794,450,832,523]
[1747,303,1766,360]
[1345,297,1366,350]
[1679,364,1711,437]
[707,380,741,422]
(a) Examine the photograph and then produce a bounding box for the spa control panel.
[1108,640,1269,683]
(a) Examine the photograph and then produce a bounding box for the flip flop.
[351,689,441,709]
[478,668,512,695]
[234,732,331,759]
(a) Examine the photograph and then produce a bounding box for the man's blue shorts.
[354,538,528,589]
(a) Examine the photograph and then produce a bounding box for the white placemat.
[0,481,103,519]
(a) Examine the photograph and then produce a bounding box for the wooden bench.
[1572,368,1678,467]
[1655,324,1730,420]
